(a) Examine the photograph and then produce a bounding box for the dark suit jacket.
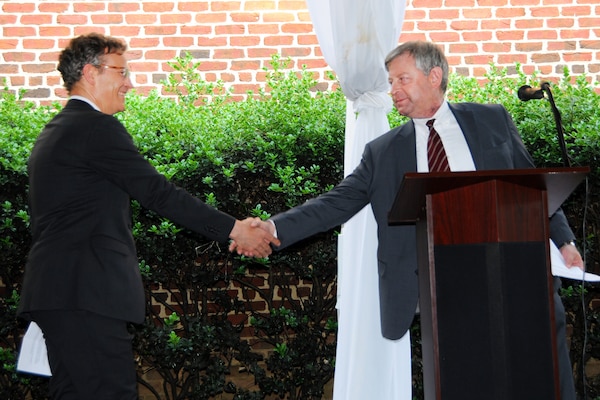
[272,102,575,340]
[18,99,236,324]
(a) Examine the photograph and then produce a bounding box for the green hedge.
[1,56,600,399]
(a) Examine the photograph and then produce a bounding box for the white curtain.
[305,1,409,399]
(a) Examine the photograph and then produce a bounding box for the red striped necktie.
[426,119,450,172]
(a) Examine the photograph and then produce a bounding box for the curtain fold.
[305,1,410,399]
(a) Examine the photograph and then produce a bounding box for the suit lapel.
[396,120,418,173]
[449,104,486,170]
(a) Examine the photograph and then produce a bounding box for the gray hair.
[385,41,449,93]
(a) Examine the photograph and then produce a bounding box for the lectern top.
[388,167,589,225]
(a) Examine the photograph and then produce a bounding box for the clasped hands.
[229,217,278,258]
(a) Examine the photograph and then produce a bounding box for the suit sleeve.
[272,147,374,249]
[86,115,236,242]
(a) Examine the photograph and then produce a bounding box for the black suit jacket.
[272,102,575,340]
[18,99,236,323]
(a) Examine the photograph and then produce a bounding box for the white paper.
[550,240,600,282]
[16,321,52,376]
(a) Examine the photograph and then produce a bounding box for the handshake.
[228,217,278,258]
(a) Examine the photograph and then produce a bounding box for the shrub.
[1,58,599,399]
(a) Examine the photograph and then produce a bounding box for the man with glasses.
[17,32,279,400]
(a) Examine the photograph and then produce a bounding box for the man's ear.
[428,66,443,89]
[80,64,98,86]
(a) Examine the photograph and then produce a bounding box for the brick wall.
[1,0,598,105]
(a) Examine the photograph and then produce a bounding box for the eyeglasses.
[95,64,130,79]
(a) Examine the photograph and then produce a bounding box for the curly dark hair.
[57,32,128,93]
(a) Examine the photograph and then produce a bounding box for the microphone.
[517,83,548,101]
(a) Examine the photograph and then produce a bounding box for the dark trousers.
[31,310,138,400]
[554,277,576,400]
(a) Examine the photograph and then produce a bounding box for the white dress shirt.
[413,101,476,172]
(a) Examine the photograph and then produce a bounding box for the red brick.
[73,2,106,12]
[515,19,545,29]
[110,26,142,37]
[130,61,160,72]
[197,61,229,71]
[498,54,528,64]
[163,36,195,47]
[40,51,61,62]
[264,12,295,22]
[109,2,141,12]
[232,83,260,94]
[22,39,56,49]
[281,23,313,34]
[2,2,36,12]
[145,49,178,60]
[278,1,306,10]
[3,27,37,37]
[430,9,459,19]
[214,48,245,59]
[230,36,261,46]
[482,42,512,53]
[249,23,280,34]
[38,3,70,13]
[449,20,479,30]
[160,13,192,24]
[40,26,74,37]
[178,2,209,12]
[197,37,228,47]
[91,14,124,24]
[527,30,559,40]
[10,76,25,86]
[145,25,178,35]
[462,31,493,41]
[0,64,19,73]
[264,35,293,46]
[412,0,443,7]
[531,53,561,63]
[449,43,480,53]
[417,21,448,31]
[57,14,88,25]
[181,25,212,35]
[563,6,592,16]
[231,60,261,70]
[463,8,492,18]
[282,47,310,57]
[517,42,545,53]
[130,38,161,48]
[0,15,18,24]
[511,0,540,5]
[531,6,560,17]
[497,7,526,17]
[215,24,246,35]
[231,12,260,22]
[244,1,276,11]
[3,52,36,62]
[0,39,19,50]
[297,34,318,46]
[297,11,312,22]
[20,14,53,25]
[497,30,524,41]
[142,2,175,12]
[560,29,591,39]
[23,63,56,73]
[125,14,158,24]
[196,12,227,23]
[248,47,279,58]
[563,53,592,62]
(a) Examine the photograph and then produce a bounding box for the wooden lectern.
[388,167,588,400]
